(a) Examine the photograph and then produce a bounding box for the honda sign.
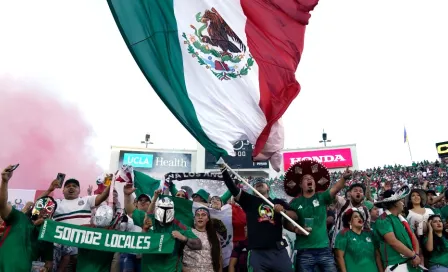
[283,148,353,171]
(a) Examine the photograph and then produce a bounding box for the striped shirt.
[53,196,97,225]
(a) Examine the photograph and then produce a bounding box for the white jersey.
[53,195,97,225]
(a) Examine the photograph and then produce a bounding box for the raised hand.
[342,166,353,180]
[1,166,14,183]
[123,184,136,196]
[87,185,93,196]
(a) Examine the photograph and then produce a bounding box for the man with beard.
[0,165,56,272]
[221,166,295,272]
[330,181,371,248]
[283,160,350,272]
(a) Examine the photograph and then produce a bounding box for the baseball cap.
[64,179,80,187]
[137,194,151,202]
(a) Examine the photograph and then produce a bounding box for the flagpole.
[219,159,309,236]
[407,139,413,163]
[108,175,115,208]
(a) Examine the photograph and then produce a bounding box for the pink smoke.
[0,78,100,198]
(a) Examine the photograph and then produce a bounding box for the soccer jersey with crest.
[289,189,333,250]
[334,230,377,272]
[53,196,96,225]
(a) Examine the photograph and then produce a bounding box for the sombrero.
[374,185,410,208]
[405,188,427,207]
[283,159,330,197]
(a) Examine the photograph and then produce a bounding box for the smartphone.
[56,173,66,188]
[7,164,19,172]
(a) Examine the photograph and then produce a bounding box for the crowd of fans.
[0,159,447,272]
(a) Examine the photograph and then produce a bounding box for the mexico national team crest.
[182,7,254,81]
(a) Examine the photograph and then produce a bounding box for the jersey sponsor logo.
[78,200,85,206]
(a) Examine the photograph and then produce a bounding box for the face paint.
[31,197,57,220]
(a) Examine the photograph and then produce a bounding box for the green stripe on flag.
[107,0,226,158]
[168,196,194,227]
[133,171,161,198]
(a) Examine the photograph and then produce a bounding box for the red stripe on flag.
[241,0,318,157]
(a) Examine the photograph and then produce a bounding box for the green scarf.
[38,220,175,254]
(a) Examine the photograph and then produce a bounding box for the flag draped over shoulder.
[107,0,319,171]
[168,196,234,267]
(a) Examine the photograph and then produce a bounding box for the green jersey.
[424,235,448,268]
[441,206,448,221]
[290,189,333,250]
[334,230,378,272]
[374,213,420,271]
[133,210,197,272]
[0,208,52,272]
[76,248,115,272]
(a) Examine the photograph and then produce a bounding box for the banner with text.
[119,150,192,173]
[39,220,175,254]
[283,148,353,171]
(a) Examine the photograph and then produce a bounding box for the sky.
[0,0,447,174]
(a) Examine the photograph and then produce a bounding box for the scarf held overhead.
[38,220,175,254]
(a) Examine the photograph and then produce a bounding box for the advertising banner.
[436,141,448,158]
[205,140,269,169]
[119,151,192,172]
[283,148,353,171]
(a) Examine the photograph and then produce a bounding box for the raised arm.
[364,173,373,201]
[37,179,60,199]
[220,167,241,201]
[330,167,351,198]
[0,166,14,219]
[146,189,162,214]
[94,184,111,206]
[123,184,137,216]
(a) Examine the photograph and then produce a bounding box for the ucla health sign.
[122,153,154,168]
[119,151,192,172]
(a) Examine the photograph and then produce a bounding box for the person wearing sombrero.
[374,186,423,272]
[282,159,350,272]
[220,166,295,272]
[334,207,381,272]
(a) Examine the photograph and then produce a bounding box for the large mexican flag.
[108,0,319,171]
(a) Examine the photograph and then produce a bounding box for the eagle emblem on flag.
[182,7,254,81]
